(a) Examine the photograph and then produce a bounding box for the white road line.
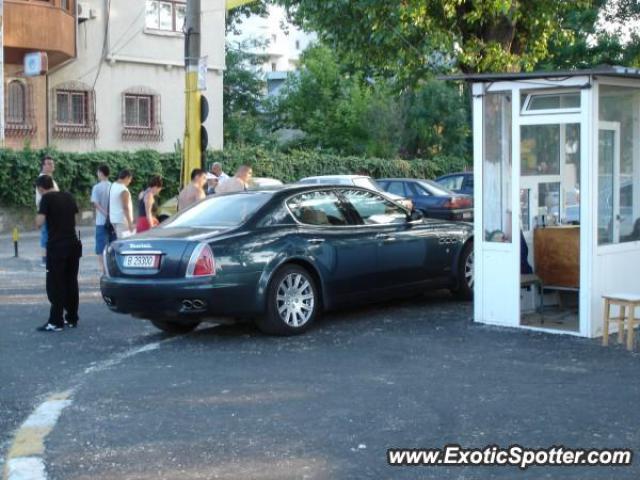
[3,338,173,480]
[6,457,46,480]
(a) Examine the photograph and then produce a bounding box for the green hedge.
[0,146,467,209]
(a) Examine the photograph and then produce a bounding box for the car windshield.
[163,193,271,228]
[352,177,383,192]
[418,180,454,196]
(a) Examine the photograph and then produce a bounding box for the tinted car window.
[419,179,453,196]
[408,182,430,196]
[287,191,350,226]
[164,193,271,228]
[385,181,406,197]
[439,175,464,191]
[341,189,407,225]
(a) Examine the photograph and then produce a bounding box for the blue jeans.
[95,225,116,255]
[40,224,48,249]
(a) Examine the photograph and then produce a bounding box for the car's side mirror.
[408,209,424,223]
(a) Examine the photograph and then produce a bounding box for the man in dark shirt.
[35,175,83,332]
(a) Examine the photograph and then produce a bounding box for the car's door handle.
[376,233,396,243]
[308,238,325,245]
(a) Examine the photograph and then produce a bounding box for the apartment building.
[227,4,315,95]
[3,0,225,152]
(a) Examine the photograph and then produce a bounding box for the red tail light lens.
[443,197,473,209]
[186,243,216,277]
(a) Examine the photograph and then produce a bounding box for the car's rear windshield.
[163,193,271,228]
[352,177,383,191]
[418,180,454,196]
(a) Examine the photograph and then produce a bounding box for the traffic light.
[200,95,209,166]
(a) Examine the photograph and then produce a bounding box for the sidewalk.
[0,226,100,275]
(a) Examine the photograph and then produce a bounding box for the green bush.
[0,146,467,209]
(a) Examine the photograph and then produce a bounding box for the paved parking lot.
[2,260,639,480]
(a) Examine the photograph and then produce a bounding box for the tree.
[226,1,269,35]
[539,0,640,70]
[276,0,601,82]
[269,45,370,153]
[223,42,269,145]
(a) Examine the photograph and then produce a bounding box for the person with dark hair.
[35,155,60,267]
[136,175,164,233]
[109,169,135,238]
[177,168,206,211]
[35,175,82,332]
[91,165,113,272]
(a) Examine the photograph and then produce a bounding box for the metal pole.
[0,0,5,146]
[182,0,202,189]
[12,227,19,258]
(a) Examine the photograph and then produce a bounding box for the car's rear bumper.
[424,208,473,222]
[100,273,261,321]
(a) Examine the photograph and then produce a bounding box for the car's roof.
[241,183,372,195]
[300,175,369,180]
[435,172,472,178]
[379,178,429,182]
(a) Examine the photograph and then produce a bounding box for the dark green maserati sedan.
[100,185,474,336]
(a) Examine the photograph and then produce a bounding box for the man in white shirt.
[109,169,135,238]
[215,165,253,195]
[206,162,230,195]
[91,165,113,271]
[35,155,60,267]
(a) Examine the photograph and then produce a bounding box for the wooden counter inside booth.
[533,226,580,288]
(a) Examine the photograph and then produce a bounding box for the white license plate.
[123,255,158,268]
[463,212,473,219]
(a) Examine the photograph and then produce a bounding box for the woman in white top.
[109,169,134,238]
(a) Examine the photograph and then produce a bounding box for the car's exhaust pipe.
[192,299,206,309]
[182,299,194,310]
[181,299,206,311]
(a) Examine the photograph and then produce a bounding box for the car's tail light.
[186,243,216,277]
[443,197,473,209]
[102,246,111,277]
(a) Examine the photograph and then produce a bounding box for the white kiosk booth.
[453,66,640,337]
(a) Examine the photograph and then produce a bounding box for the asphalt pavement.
[1,230,639,480]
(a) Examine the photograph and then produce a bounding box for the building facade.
[3,0,225,152]
[227,4,315,94]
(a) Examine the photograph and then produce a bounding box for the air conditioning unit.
[77,2,95,22]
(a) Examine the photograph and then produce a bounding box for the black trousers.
[46,248,81,327]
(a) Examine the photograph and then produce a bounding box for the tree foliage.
[276,0,624,81]
[223,42,270,145]
[267,44,471,160]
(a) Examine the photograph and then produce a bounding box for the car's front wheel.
[150,319,200,334]
[258,265,319,335]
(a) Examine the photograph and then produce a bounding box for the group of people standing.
[34,155,252,332]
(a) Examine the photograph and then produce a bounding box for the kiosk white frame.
[464,67,640,338]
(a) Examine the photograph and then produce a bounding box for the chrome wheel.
[276,273,315,328]
[464,250,474,289]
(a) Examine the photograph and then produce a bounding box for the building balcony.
[4,0,76,68]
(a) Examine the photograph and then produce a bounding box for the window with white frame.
[122,88,163,141]
[7,80,26,124]
[52,82,98,138]
[145,0,186,32]
[56,90,87,126]
[5,79,37,137]
[125,95,152,128]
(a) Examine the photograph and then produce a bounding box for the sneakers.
[37,323,63,332]
[64,320,78,328]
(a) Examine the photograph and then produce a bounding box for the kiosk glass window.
[599,85,640,244]
[483,92,512,243]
